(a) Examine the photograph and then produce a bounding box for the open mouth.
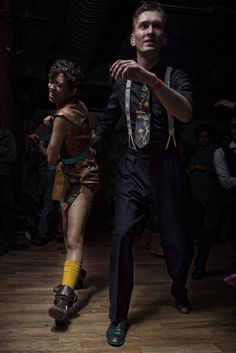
[49,92,56,99]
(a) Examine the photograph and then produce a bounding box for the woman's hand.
[29,133,40,143]
[43,115,54,126]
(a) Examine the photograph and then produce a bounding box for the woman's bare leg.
[64,192,90,263]
[48,192,91,322]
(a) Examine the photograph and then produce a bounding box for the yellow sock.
[62,260,81,289]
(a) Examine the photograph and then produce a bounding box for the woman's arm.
[47,117,71,165]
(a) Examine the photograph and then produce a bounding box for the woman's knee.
[66,233,84,250]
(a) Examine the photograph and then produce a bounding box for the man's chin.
[140,47,159,54]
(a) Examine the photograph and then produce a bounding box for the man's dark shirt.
[96,62,193,154]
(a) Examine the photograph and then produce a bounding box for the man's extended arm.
[110,60,193,123]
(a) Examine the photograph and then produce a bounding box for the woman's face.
[48,73,76,108]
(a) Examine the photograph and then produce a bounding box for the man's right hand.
[110,59,156,87]
[29,133,39,143]
[214,99,236,110]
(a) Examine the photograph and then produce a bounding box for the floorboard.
[0,231,235,353]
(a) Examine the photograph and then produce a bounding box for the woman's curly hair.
[48,59,83,91]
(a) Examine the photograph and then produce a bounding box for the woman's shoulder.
[57,99,89,125]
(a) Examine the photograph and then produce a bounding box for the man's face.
[230,117,236,142]
[198,131,211,146]
[130,10,167,54]
[48,73,76,107]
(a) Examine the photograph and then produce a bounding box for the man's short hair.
[48,59,83,91]
[132,1,167,30]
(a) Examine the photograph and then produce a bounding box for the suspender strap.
[164,66,177,150]
[125,79,136,150]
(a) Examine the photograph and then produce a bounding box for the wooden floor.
[0,230,236,353]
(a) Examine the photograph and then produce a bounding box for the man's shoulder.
[214,146,225,160]
[167,66,192,95]
[169,66,191,81]
[154,62,187,75]
[221,142,234,153]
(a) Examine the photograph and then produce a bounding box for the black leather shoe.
[32,235,51,246]
[175,298,192,314]
[106,321,127,346]
[192,268,205,280]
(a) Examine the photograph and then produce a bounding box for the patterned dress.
[54,98,99,211]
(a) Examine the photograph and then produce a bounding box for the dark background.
[0,0,236,231]
[1,0,236,124]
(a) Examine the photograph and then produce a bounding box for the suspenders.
[125,79,136,150]
[164,67,177,150]
[125,66,177,150]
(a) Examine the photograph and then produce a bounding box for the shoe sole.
[106,338,125,347]
[175,303,192,314]
[48,306,68,323]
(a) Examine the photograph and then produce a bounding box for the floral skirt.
[61,158,99,212]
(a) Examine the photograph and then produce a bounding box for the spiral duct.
[64,0,113,72]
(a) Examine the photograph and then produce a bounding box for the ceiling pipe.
[160,3,236,15]
[64,0,113,73]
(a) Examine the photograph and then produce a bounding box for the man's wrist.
[148,74,163,91]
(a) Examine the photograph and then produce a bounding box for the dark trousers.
[109,150,194,322]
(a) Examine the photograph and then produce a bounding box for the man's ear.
[130,33,136,47]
